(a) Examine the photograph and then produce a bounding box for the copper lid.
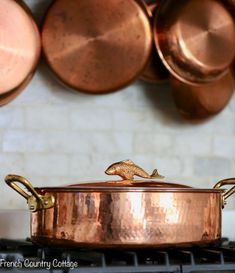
[42,0,152,94]
[42,160,198,191]
[0,0,40,95]
[171,71,235,120]
[6,160,225,195]
[154,0,235,85]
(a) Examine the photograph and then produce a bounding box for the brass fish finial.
[105,160,164,181]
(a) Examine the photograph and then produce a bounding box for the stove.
[0,238,235,273]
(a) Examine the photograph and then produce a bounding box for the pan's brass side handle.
[5,175,54,212]
[214,178,235,207]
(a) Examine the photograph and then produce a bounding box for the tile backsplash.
[1,0,235,209]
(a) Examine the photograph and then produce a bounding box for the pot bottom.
[31,236,220,249]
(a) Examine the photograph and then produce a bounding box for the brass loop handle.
[5,174,54,212]
[214,178,235,204]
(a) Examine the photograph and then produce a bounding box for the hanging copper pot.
[141,1,169,83]
[0,0,41,96]
[154,0,235,85]
[41,0,152,94]
[5,160,235,248]
[171,71,234,120]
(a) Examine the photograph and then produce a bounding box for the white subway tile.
[194,157,230,177]
[25,106,69,130]
[173,135,211,156]
[113,109,155,132]
[213,136,235,158]
[0,107,24,129]
[0,153,25,174]
[152,157,182,177]
[25,154,69,176]
[70,107,113,130]
[3,130,48,152]
[133,133,172,154]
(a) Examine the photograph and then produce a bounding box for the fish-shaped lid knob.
[105,159,164,181]
[72,160,191,189]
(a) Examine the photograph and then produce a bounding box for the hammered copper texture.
[0,0,40,94]
[31,190,222,247]
[42,0,152,94]
[154,0,235,85]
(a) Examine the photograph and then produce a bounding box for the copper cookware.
[154,0,235,85]
[0,0,40,95]
[42,0,152,94]
[171,71,235,120]
[5,160,235,248]
[141,1,169,83]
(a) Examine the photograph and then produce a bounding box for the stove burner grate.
[0,239,235,273]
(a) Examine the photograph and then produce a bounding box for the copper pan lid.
[171,71,235,120]
[5,160,226,196]
[154,0,235,85]
[42,0,152,94]
[0,0,41,95]
[36,160,222,193]
[141,1,169,83]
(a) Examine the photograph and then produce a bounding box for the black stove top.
[0,239,235,273]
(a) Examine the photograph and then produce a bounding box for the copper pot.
[171,71,235,120]
[140,1,169,83]
[5,160,235,248]
[0,0,41,96]
[154,0,235,85]
[41,0,152,94]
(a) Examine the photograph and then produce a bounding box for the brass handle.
[214,178,235,207]
[5,174,54,212]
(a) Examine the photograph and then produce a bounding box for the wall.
[1,0,235,210]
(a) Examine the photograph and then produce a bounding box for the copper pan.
[154,0,235,85]
[171,71,235,120]
[141,1,169,83]
[0,0,41,95]
[5,160,235,248]
[41,0,152,94]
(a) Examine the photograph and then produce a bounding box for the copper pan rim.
[37,186,224,193]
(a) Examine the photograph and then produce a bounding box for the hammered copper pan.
[154,0,235,85]
[171,71,235,120]
[5,160,235,248]
[0,0,40,95]
[42,0,152,94]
